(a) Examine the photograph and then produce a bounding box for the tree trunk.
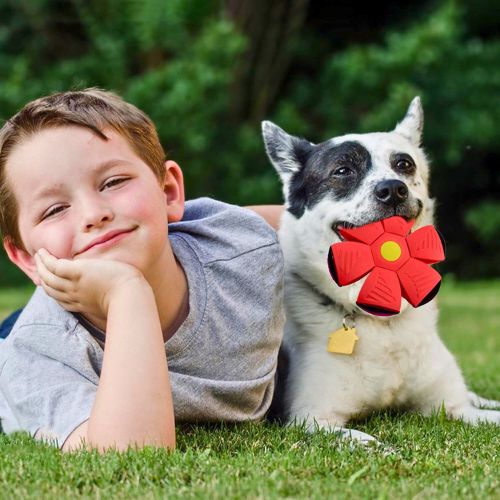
[225,0,310,122]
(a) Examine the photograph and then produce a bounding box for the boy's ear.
[3,237,40,285]
[162,160,185,223]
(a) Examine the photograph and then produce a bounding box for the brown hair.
[0,87,167,251]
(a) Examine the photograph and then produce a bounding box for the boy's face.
[3,126,185,284]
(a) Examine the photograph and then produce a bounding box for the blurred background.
[0,0,499,287]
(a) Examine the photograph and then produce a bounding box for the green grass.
[0,279,499,499]
[0,284,35,320]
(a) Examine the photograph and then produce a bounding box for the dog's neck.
[290,271,355,315]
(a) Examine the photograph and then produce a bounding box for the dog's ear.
[394,96,424,146]
[261,121,313,183]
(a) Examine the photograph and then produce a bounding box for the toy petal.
[382,216,414,236]
[398,258,441,307]
[357,267,401,316]
[328,242,374,286]
[338,220,384,244]
[406,225,445,264]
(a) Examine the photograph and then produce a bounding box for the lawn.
[0,279,498,499]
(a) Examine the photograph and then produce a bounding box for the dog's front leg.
[412,342,500,425]
[285,346,379,446]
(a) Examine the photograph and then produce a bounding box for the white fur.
[267,100,500,444]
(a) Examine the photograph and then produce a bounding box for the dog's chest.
[285,283,438,409]
[352,319,426,406]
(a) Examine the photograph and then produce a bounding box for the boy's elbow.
[64,435,176,454]
[87,431,176,454]
[96,436,176,454]
[62,420,176,453]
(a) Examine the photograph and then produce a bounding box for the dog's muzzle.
[375,180,408,206]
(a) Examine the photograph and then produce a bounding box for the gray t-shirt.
[0,197,285,448]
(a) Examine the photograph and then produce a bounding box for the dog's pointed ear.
[394,96,424,146]
[262,121,313,183]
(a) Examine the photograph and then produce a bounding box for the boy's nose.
[81,204,114,230]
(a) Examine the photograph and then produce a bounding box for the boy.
[0,88,285,452]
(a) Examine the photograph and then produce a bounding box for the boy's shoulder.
[0,286,99,366]
[4,287,76,335]
[168,197,279,265]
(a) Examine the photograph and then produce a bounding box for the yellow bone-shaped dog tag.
[327,327,358,355]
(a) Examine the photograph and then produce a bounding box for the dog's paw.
[339,429,400,456]
[468,391,500,410]
[337,428,380,446]
[301,418,381,446]
[291,417,398,454]
[455,407,500,425]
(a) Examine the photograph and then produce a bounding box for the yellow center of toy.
[380,241,401,262]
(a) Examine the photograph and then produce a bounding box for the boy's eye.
[40,178,128,221]
[102,177,127,190]
[42,206,65,220]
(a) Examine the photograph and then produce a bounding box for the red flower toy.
[328,216,445,316]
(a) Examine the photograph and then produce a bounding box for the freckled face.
[6,126,171,275]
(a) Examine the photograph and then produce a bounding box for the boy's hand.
[34,248,145,318]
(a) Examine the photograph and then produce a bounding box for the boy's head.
[0,88,185,284]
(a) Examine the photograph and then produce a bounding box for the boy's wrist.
[103,274,151,313]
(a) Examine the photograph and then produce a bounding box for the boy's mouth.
[77,228,136,255]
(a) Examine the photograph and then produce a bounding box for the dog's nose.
[375,180,409,206]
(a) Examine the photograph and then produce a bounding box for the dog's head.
[263,97,435,314]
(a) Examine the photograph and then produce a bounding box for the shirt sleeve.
[0,323,100,448]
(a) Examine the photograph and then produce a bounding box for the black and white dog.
[263,98,500,443]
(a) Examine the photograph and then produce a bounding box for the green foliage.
[126,18,248,200]
[0,0,498,285]
[277,2,500,277]
[465,201,500,243]
[125,0,218,53]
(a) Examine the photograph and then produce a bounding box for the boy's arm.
[35,250,175,453]
[245,205,284,231]
[66,278,174,452]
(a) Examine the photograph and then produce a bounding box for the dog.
[262,97,500,444]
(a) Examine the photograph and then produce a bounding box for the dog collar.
[289,272,359,354]
[290,271,336,308]
[327,313,358,355]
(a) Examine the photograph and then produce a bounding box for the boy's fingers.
[38,280,72,305]
[35,254,72,291]
[39,279,80,311]
[37,249,78,280]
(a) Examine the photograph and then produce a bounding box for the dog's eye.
[334,167,354,176]
[393,153,416,174]
[396,159,413,171]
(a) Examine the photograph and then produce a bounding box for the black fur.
[287,141,373,218]
[266,345,289,423]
